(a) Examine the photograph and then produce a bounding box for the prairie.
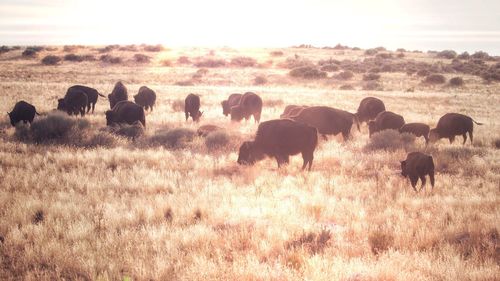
[0,45,499,280]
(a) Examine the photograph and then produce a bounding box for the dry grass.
[0,45,499,280]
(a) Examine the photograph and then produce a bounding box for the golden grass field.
[0,45,499,280]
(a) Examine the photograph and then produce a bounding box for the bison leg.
[342,131,350,141]
[468,130,473,144]
[429,171,435,188]
[419,174,427,192]
[86,104,91,113]
[80,107,85,117]
[185,112,189,121]
[462,133,467,145]
[322,134,328,141]
[449,136,455,143]
[424,135,429,145]
[91,102,96,113]
[409,175,418,192]
[302,152,314,171]
[254,112,261,123]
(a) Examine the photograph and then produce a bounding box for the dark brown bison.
[289,106,359,141]
[280,105,308,119]
[368,111,405,137]
[237,119,318,170]
[134,86,156,111]
[355,97,386,124]
[197,124,223,137]
[66,85,105,113]
[230,92,262,123]
[221,93,242,116]
[401,152,435,192]
[399,123,430,144]
[105,101,145,127]
[185,93,202,122]
[8,101,40,126]
[57,90,88,116]
[108,81,128,109]
[429,113,483,145]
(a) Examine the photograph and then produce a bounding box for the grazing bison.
[108,81,128,109]
[368,111,405,137]
[185,93,202,122]
[8,101,39,126]
[197,124,223,137]
[289,106,359,141]
[134,86,156,111]
[57,90,88,116]
[230,92,262,123]
[237,119,318,170]
[355,97,386,124]
[399,123,430,144]
[105,101,145,127]
[66,85,105,114]
[429,113,483,145]
[280,105,308,119]
[221,93,242,116]
[401,152,435,192]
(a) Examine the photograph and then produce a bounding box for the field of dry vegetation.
[0,44,499,280]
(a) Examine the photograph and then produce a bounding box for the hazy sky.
[1,0,499,54]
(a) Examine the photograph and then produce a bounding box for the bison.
[237,119,318,170]
[134,86,157,111]
[429,113,483,145]
[57,90,88,116]
[66,85,105,114]
[401,152,435,192]
[368,111,405,137]
[289,106,359,141]
[8,100,40,126]
[221,93,242,116]
[280,105,308,119]
[105,101,145,127]
[355,97,386,124]
[230,92,262,123]
[185,93,202,122]
[399,123,430,144]
[108,81,128,109]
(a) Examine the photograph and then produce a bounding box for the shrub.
[63,45,82,52]
[494,139,500,149]
[22,48,38,58]
[98,45,118,53]
[364,130,415,152]
[81,54,96,61]
[171,99,185,112]
[119,45,138,52]
[133,53,151,63]
[397,52,405,58]
[362,81,383,91]
[449,77,464,87]
[143,44,164,52]
[364,49,378,56]
[175,80,194,86]
[396,48,406,52]
[85,131,124,148]
[471,51,491,60]
[376,53,393,59]
[177,56,191,64]
[41,55,62,65]
[100,55,122,64]
[64,54,84,62]
[0,45,12,54]
[205,131,230,151]
[270,50,284,57]
[109,122,145,139]
[339,84,354,90]
[194,58,226,68]
[161,60,172,66]
[424,74,446,84]
[279,56,314,69]
[457,52,470,60]
[416,69,430,77]
[437,50,457,59]
[289,66,327,79]
[149,128,195,149]
[369,230,394,255]
[254,75,268,85]
[334,71,354,80]
[230,56,257,67]
[285,229,331,255]
[320,64,339,72]
[25,111,90,144]
[363,73,380,81]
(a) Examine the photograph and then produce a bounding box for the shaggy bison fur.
[8,100,40,126]
[66,85,105,114]
[355,97,386,124]
[106,101,145,127]
[185,93,202,122]
[230,92,262,123]
[57,90,88,116]
[134,86,157,111]
[399,123,430,144]
[368,111,405,137]
[237,119,318,170]
[429,113,483,145]
[108,81,128,109]
[401,152,435,192]
[221,93,242,116]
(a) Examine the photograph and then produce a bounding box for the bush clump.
[334,71,354,80]
[205,131,230,151]
[449,77,464,87]
[119,45,138,52]
[437,50,457,59]
[0,46,12,54]
[279,56,314,69]
[270,50,284,57]
[471,51,491,60]
[416,69,430,77]
[362,81,383,91]
[108,122,145,139]
[100,55,122,64]
[41,55,62,65]
[369,230,394,255]
[194,58,226,68]
[363,73,381,81]
[133,53,151,63]
[339,84,354,90]
[177,56,191,64]
[254,75,268,85]
[424,74,446,84]
[320,64,339,72]
[364,49,378,56]
[289,66,327,79]
[364,130,415,152]
[143,44,164,52]
[64,54,84,62]
[457,52,470,60]
[149,128,195,149]
[22,48,39,58]
[230,56,257,67]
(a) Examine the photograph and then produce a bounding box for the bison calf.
[399,123,430,144]
[8,101,40,126]
[185,94,202,122]
[429,113,483,145]
[237,119,318,170]
[401,152,435,192]
[106,101,145,127]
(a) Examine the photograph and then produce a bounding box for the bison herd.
[7,82,484,192]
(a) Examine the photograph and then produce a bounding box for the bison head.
[237,141,255,165]
[192,111,203,122]
[230,106,244,122]
[221,100,229,116]
[400,160,408,177]
[7,112,16,126]
[105,110,115,126]
[57,99,66,111]
[367,121,377,137]
[429,128,440,142]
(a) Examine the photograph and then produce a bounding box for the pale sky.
[1,0,499,54]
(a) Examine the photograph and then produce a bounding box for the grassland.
[0,45,499,280]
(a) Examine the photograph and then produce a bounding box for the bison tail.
[471,118,483,125]
[35,111,41,116]
[98,93,106,97]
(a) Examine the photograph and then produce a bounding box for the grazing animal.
[429,113,483,145]
[197,124,223,137]
[8,101,39,126]
[105,101,145,127]
[134,86,157,111]
[66,85,105,114]
[399,123,430,144]
[230,92,263,123]
[237,119,318,170]
[368,111,405,137]
[289,106,359,141]
[280,105,308,118]
[57,90,88,116]
[401,152,435,192]
[221,93,242,116]
[108,81,128,109]
[355,97,386,124]
[185,93,202,122]
[287,106,309,118]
